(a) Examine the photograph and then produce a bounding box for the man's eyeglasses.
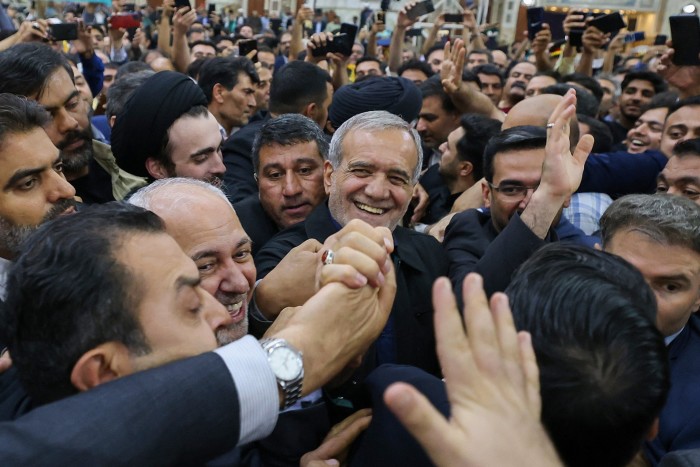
[488,183,539,200]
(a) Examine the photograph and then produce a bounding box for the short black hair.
[507,243,669,467]
[252,114,329,175]
[467,48,493,63]
[157,105,210,173]
[461,70,481,87]
[667,95,700,121]
[562,72,604,103]
[115,61,151,81]
[397,59,435,80]
[473,64,504,85]
[483,126,546,182]
[0,93,50,147]
[424,45,444,62]
[2,203,164,404]
[186,57,211,79]
[268,61,331,115]
[456,114,502,180]
[577,113,613,153]
[419,75,457,114]
[621,71,668,95]
[105,70,156,121]
[189,39,217,53]
[0,43,73,98]
[540,83,599,118]
[198,56,259,103]
[673,137,700,159]
[356,56,383,70]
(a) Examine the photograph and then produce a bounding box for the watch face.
[269,346,303,381]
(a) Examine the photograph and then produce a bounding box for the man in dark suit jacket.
[234,114,329,255]
[445,94,593,299]
[222,61,333,203]
[0,203,397,464]
[599,194,700,466]
[254,111,448,378]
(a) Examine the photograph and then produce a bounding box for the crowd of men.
[0,1,699,466]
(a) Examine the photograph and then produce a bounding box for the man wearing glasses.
[444,89,593,301]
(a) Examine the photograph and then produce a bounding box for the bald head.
[128,178,255,345]
[504,94,579,150]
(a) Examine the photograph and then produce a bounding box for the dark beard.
[57,128,94,177]
[0,198,76,258]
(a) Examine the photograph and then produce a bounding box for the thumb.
[572,134,594,165]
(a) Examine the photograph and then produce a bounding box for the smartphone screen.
[670,15,700,65]
[406,0,435,20]
[444,13,463,23]
[527,7,544,40]
[588,12,626,34]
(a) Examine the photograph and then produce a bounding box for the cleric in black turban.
[111,71,208,178]
[327,76,422,131]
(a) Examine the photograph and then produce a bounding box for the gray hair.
[328,110,423,182]
[600,194,700,254]
[105,70,156,121]
[596,73,621,99]
[127,177,233,212]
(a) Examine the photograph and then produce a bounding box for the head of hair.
[577,113,613,153]
[0,94,50,147]
[506,243,669,467]
[540,83,599,118]
[467,48,493,63]
[456,114,502,180]
[186,57,211,79]
[673,138,700,159]
[356,55,383,70]
[252,114,329,175]
[268,61,331,115]
[562,73,604,103]
[596,73,620,97]
[1,203,165,404]
[424,45,444,62]
[189,39,217,53]
[642,91,679,112]
[461,70,481,87]
[115,60,151,81]
[105,70,155,121]
[329,110,423,182]
[473,63,504,84]
[535,69,562,82]
[104,62,121,72]
[621,71,668,95]
[397,59,434,80]
[667,95,700,121]
[127,177,231,210]
[419,75,457,114]
[483,126,546,182]
[0,43,73,98]
[600,194,700,255]
[197,56,259,103]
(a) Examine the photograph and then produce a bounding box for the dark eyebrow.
[176,275,201,292]
[189,145,219,160]
[43,90,80,114]
[3,154,60,191]
[654,274,691,285]
[671,176,700,185]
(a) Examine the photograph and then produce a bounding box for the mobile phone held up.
[444,13,463,23]
[311,32,353,57]
[669,15,700,66]
[588,12,626,34]
[406,0,435,21]
[110,13,141,30]
[527,7,544,40]
[49,23,78,41]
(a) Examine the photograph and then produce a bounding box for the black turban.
[328,76,422,129]
[111,71,208,178]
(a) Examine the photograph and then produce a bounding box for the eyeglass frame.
[487,182,540,200]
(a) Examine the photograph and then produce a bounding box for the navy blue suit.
[645,314,700,465]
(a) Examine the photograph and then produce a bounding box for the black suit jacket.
[234,196,280,256]
[0,352,241,465]
[255,203,447,376]
[444,209,555,302]
[222,117,269,204]
[418,165,460,225]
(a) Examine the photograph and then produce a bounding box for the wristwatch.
[260,338,304,409]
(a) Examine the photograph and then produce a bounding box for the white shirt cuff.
[214,335,278,445]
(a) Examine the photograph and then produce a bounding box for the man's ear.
[302,101,317,121]
[70,342,134,392]
[481,179,491,208]
[109,115,116,128]
[459,161,474,179]
[145,157,168,180]
[323,160,334,196]
[212,83,226,104]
